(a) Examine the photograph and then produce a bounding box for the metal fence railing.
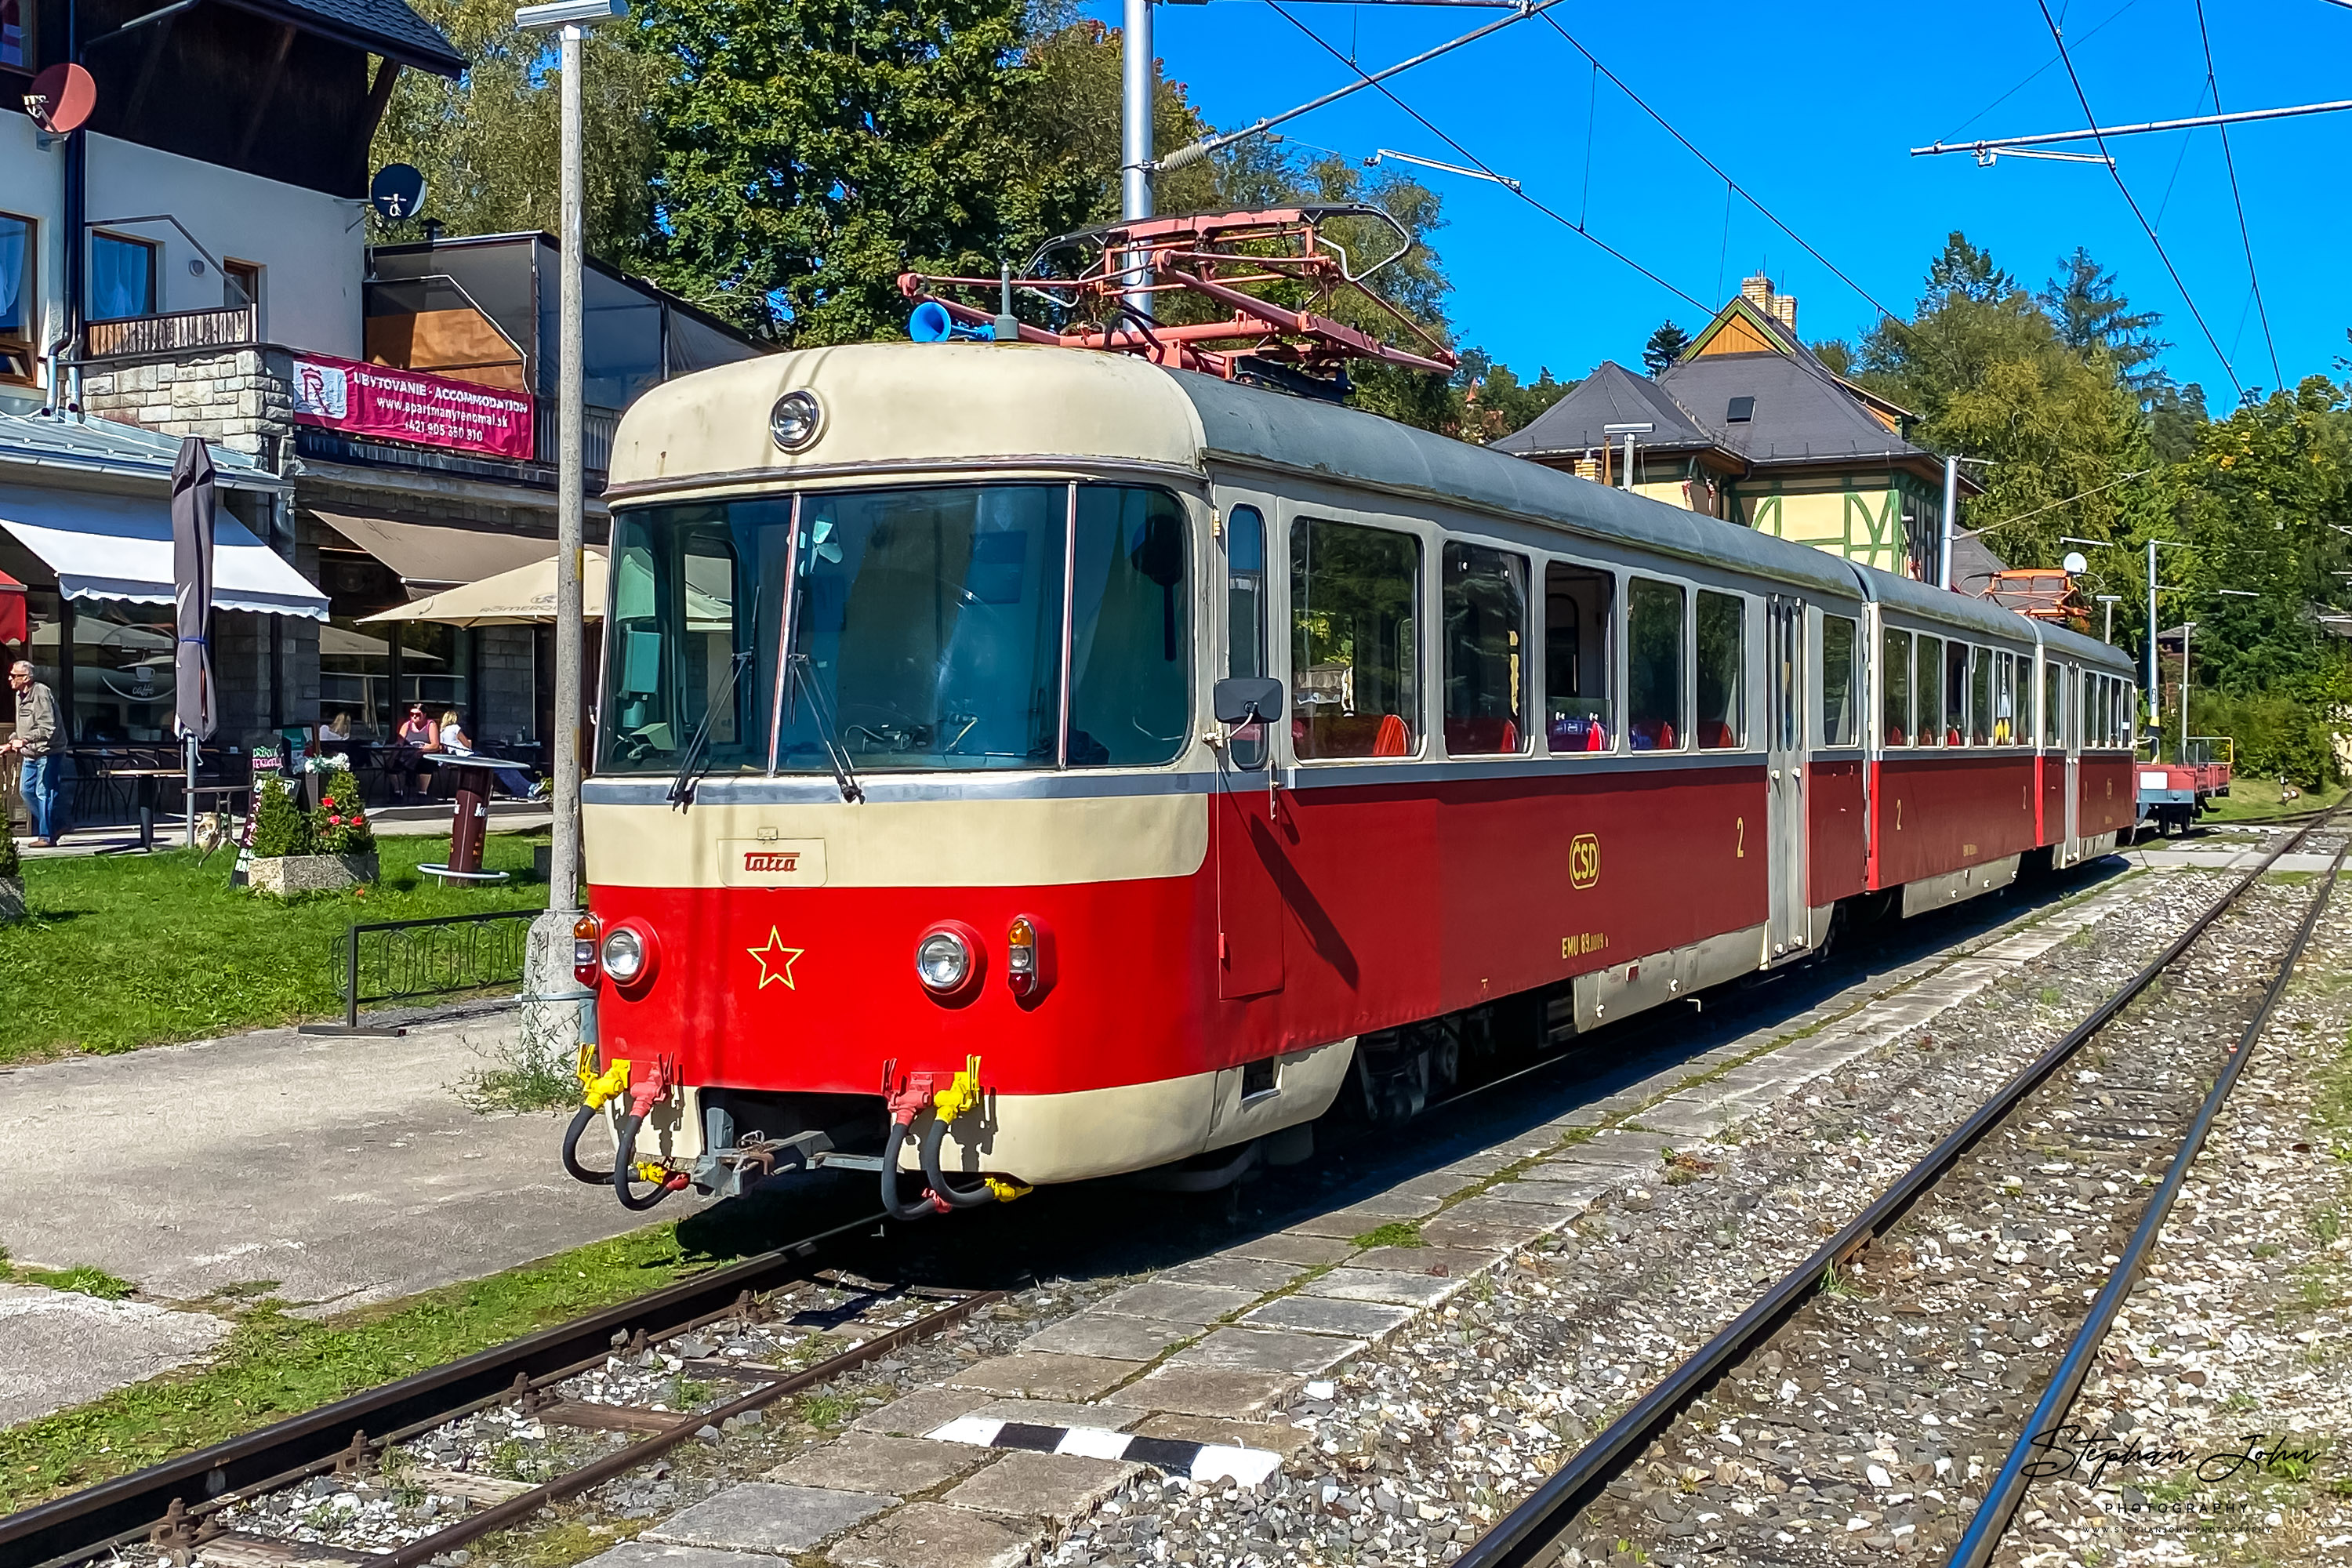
[328,909,537,1029]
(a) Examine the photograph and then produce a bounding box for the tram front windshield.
[599,483,1189,776]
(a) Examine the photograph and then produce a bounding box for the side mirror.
[1214,676,1284,726]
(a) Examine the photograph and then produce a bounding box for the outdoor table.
[416,753,530,884]
[96,768,187,852]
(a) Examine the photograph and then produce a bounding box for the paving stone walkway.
[575,873,2166,1568]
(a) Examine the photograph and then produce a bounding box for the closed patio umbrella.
[171,437,216,848]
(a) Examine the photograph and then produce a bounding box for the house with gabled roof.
[1494,276,1973,579]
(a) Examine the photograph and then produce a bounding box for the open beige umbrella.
[361,547,731,630]
[362,549,610,629]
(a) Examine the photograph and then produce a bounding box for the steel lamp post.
[515,0,626,1060]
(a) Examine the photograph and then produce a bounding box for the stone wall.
[80,348,296,463]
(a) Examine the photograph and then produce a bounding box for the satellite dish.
[24,64,96,136]
[2062,550,2089,575]
[370,164,428,223]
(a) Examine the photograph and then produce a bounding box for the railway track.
[0,1209,988,1568]
[1451,809,2347,1568]
[0,835,2248,1568]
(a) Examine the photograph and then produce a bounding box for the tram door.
[2060,662,2082,865]
[1765,596,1809,960]
[1216,505,1285,999]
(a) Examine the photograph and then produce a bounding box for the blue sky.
[1085,0,2352,404]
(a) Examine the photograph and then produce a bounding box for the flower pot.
[249,852,379,898]
[0,876,21,924]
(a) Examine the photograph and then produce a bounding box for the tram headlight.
[769,390,823,453]
[917,930,971,991]
[916,922,985,1000]
[601,924,655,988]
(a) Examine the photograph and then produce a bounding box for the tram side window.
[1694,590,1745,750]
[1225,505,1269,769]
[1822,615,1860,746]
[2042,662,2062,747]
[1291,517,1421,759]
[1880,627,1911,746]
[1993,652,2016,744]
[2081,671,2098,750]
[1069,486,1190,767]
[1627,577,1686,750]
[1442,543,1528,755]
[1970,648,1994,745]
[1945,641,1971,746]
[1543,563,1613,752]
[1915,635,1944,746]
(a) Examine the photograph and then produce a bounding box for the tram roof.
[604,341,2125,670]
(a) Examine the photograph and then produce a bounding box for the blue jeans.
[18,753,62,840]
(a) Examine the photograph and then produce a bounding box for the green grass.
[2202,775,2347,824]
[1352,1221,1423,1250]
[0,831,549,1064]
[0,1216,733,1513]
[14,1264,136,1300]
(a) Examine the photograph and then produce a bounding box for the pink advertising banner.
[290,352,535,460]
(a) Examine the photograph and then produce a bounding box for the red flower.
[328,815,345,826]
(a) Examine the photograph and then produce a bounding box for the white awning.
[311,511,560,593]
[0,487,329,620]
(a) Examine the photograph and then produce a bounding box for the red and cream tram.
[564,341,2140,1213]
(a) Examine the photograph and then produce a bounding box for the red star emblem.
[747,927,805,991]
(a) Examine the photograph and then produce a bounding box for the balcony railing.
[535,401,620,472]
[85,305,260,359]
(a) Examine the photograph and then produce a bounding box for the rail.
[1453,808,2339,1568]
[328,908,537,1029]
[0,1211,915,1568]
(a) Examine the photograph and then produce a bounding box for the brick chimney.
[1740,274,1773,313]
[1772,292,1797,333]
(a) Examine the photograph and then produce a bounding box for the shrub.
[0,829,17,878]
[2191,683,2348,788]
[314,767,375,856]
[249,775,314,858]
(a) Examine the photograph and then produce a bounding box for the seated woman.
[437,710,542,800]
[391,704,436,803]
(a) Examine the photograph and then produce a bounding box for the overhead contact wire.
[1261,1,1712,314]
[2034,0,2246,401]
[2193,0,2281,389]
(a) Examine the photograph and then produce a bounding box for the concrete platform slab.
[854,1386,991,1437]
[1432,1196,1580,1233]
[647,1483,894,1553]
[1098,1364,1301,1418]
[0,1010,661,1317]
[579,1542,785,1568]
[1217,1232,1358,1268]
[1350,1244,1497,1277]
[769,1434,989,1495]
[1428,1152,1518,1181]
[945,1352,1145,1402]
[1477,1179,1606,1210]
[1241,1296,1414,1340]
[1172,1327,1362,1374]
[1018,1313,1196,1363]
[829,1501,1044,1568]
[940,1450,1138,1523]
[1283,1202,1433,1239]
[1131,1413,1316,1459]
[1158,1257,1304,1294]
[0,1283,229,1425]
[1088,1281,1257,1325]
[969,1399,1147,1432]
[1301,1267,1464,1308]
[1377,1172,1469,1202]
[1414,1217,1555,1253]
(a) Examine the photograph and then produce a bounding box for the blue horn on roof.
[910,301,988,343]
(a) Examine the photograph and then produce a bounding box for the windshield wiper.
[786,652,866,804]
[667,649,755,809]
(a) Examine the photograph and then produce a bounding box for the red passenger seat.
[1374,714,1410,757]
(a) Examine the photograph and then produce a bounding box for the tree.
[1925,231,2015,305]
[1450,350,1573,444]
[1642,321,1690,374]
[2040,248,2169,395]
[636,0,1098,343]
[369,0,664,257]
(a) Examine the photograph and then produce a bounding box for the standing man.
[5,659,63,847]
